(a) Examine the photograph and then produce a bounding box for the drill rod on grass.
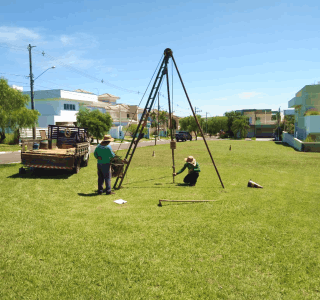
[159,199,219,206]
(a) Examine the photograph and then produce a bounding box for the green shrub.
[304,134,316,142]
[219,133,229,139]
[3,133,16,145]
[304,109,320,116]
[251,137,256,140]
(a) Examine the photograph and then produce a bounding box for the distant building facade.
[22,89,144,128]
[235,109,278,138]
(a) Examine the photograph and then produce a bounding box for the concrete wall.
[282,132,303,151]
[282,131,320,152]
[303,142,320,152]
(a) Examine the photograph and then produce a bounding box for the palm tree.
[149,111,157,128]
[159,111,168,136]
[231,117,250,138]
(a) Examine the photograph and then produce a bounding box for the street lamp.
[34,66,55,81]
[29,66,55,139]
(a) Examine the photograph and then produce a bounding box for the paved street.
[0,139,176,165]
[0,136,272,165]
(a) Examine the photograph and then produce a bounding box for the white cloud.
[0,26,40,42]
[60,35,75,46]
[59,33,98,49]
[238,92,261,99]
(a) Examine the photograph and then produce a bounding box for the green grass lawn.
[0,144,21,152]
[1,140,320,299]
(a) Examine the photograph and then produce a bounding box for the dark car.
[175,131,192,142]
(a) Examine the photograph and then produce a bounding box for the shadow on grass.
[78,192,99,197]
[273,141,300,151]
[124,182,191,189]
[8,168,73,180]
[124,176,168,185]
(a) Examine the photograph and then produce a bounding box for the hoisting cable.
[171,59,174,136]
[165,63,176,183]
[115,54,164,154]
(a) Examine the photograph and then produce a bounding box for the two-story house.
[235,109,279,137]
[288,84,320,141]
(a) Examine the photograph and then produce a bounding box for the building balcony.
[288,96,303,108]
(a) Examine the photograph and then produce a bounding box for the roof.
[73,89,94,94]
[99,93,119,98]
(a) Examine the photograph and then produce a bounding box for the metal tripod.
[113,48,224,190]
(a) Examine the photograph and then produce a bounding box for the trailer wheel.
[81,154,89,167]
[19,167,26,175]
[73,159,81,174]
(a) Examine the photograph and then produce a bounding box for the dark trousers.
[97,163,111,193]
[183,172,199,186]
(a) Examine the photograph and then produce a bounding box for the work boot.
[106,191,115,195]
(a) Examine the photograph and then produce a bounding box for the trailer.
[20,125,90,174]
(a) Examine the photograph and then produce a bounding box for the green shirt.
[94,144,115,164]
[176,162,201,175]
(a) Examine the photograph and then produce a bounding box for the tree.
[159,111,168,135]
[149,111,158,128]
[224,111,242,136]
[0,78,40,143]
[280,115,295,135]
[231,117,250,138]
[76,107,113,143]
[126,124,147,137]
[207,116,228,136]
[179,115,202,140]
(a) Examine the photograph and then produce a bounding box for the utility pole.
[28,44,36,140]
[206,112,208,135]
[195,107,202,115]
[278,107,281,141]
[194,107,202,139]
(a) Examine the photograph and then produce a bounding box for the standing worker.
[94,135,116,195]
[173,156,201,186]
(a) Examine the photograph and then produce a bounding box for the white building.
[23,89,144,128]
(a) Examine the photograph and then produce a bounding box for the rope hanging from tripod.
[165,63,176,183]
[115,54,163,154]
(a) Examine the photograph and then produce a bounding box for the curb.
[0,150,21,155]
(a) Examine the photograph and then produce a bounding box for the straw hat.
[101,134,114,142]
[185,156,196,166]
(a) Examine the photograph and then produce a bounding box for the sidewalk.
[0,137,219,165]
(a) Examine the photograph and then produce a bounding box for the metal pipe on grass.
[158,199,218,206]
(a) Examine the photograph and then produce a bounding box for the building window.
[127,114,130,118]
[256,117,260,121]
[64,104,76,110]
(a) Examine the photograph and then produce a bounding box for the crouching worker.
[173,156,200,186]
[94,135,116,195]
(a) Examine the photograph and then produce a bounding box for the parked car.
[175,131,192,142]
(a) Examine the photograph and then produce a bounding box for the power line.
[36,49,141,94]
[1,42,174,101]
[0,72,28,78]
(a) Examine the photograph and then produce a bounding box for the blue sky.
[1,0,320,117]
